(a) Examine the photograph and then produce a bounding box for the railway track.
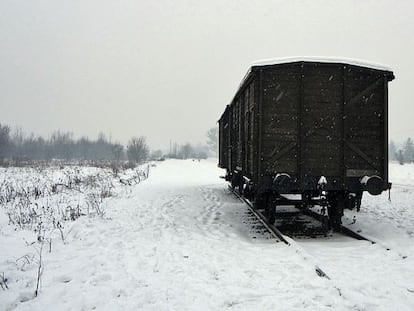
[229,186,408,278]
[230,186,377,243]
[229,186,331,279]
[303,200,409,260]
[300,207,378,243]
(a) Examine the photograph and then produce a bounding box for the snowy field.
[0,160,413,310]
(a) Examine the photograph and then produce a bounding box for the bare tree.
[111,143,124,162]
[150,149,163,160]
[0,123,11,160]
[397,149,404,165]
[389,140,397,161]
[403,137,414,163]
[206,127,218,155]
[179,143,193,159]
[50,131,74,160]
[127,136,149,164]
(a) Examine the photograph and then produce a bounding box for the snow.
[0,159,414,310]
[318,175,327,185]
[251,56,393,72]
[389,161,414,187]
[238,56,393,92]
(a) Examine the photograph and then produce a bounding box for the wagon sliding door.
[300,63,388,189]
[260,65,300,179]
[301,63,344,188]
[343,67,387,181]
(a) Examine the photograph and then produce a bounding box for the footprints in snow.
[154,194,185,230]
[200,205,222,225]
[53,274,73,284]
[161,195,185,209]
[197,187,223,226]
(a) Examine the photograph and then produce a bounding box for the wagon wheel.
[253,194,265,210]
[243,184,254,201]
[344,193,357,210]
[230,174,238,190]
[327,191,345,230]
[237,177,244,195]
[264,194,276,225]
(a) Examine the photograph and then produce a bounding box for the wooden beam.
[348,78,382,106]
[344,140,378,169]
[270,141,297,161]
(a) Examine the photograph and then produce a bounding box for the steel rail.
[228,186,331,279]
[229,186,290,245]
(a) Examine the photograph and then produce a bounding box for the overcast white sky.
[1,0,413,149]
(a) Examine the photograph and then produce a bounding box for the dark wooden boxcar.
[218,58,394,228]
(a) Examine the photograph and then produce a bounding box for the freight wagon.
[218,57,394,228]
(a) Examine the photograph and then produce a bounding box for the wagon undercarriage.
[228,172,365,230]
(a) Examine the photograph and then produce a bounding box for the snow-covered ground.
[1,160,413,310]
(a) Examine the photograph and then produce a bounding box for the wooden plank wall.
[259,63,387,185]
[343,67,385,176]
[302,64,343,178]
[261,65,300,176]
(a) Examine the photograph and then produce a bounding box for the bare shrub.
[0,272,8,290]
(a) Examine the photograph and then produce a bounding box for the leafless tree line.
[0,123,149,165]
[165,142,209,160]
[162,127,217,160]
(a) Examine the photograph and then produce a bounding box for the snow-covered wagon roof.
[250,56,393,72]
[237,56,394,90]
